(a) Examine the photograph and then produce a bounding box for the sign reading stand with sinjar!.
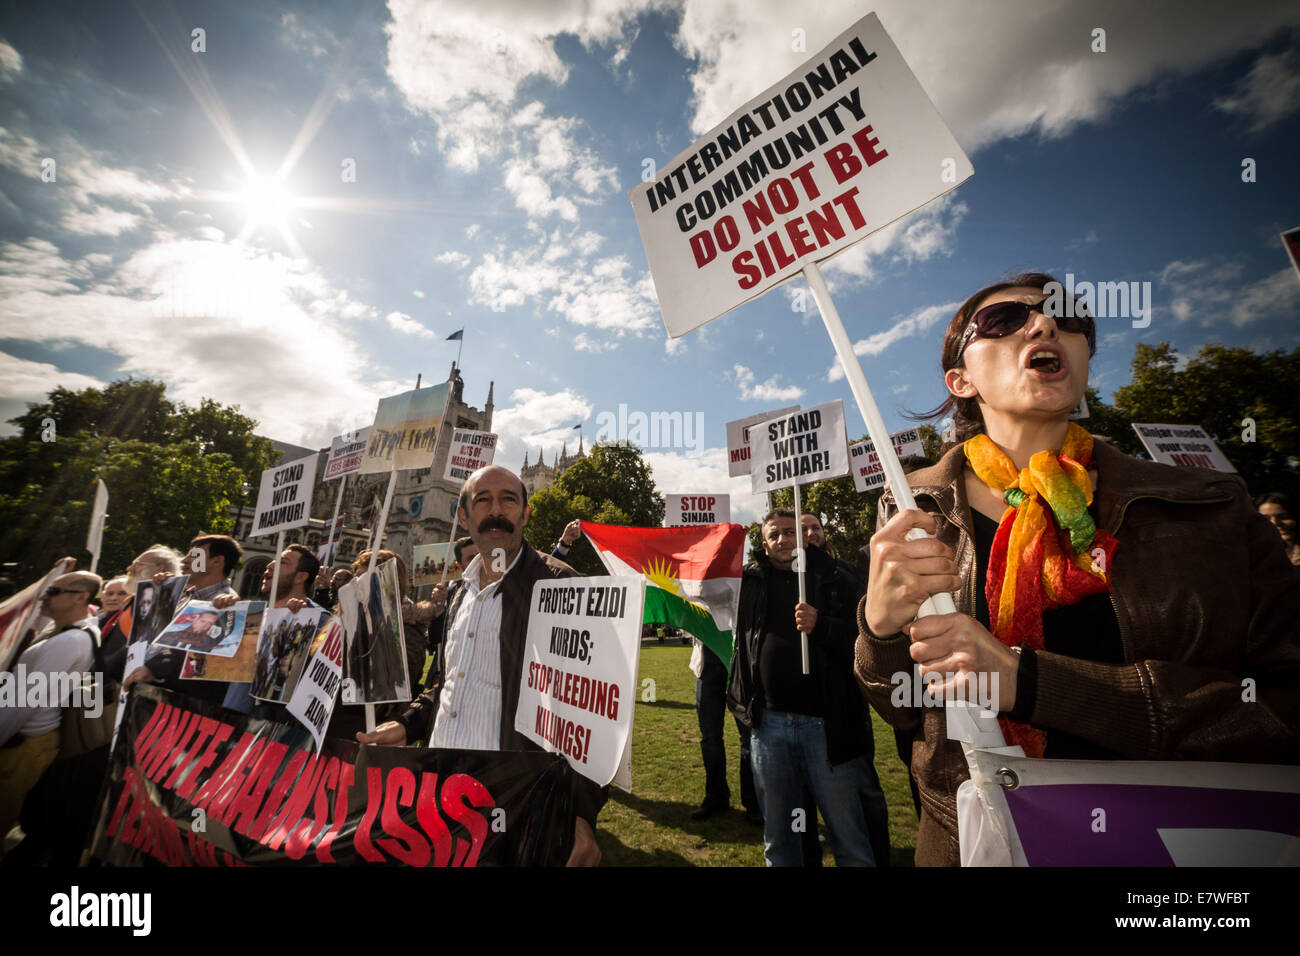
[750,400,851,494]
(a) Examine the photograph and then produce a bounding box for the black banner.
[89,686,576,866]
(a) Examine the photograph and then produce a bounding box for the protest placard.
[86,479,108,573]
[181,602,265,682]
[0,559,72,672]
[750,400,850,494]
[725,406,800,477]
[630,13,973,336]
[251,453,318,537]
[286,615,344,749]
[91,684,577,866]
[1131,423,1236,472]
[848,427,925,493]
[324,427,371,480]
[665,494,731,526]
[153,601,250,659]
[444,428,498,482]
[516,576,645,786]
[338,561,411,704]
[412,542,459,586]
[252,605,332,703]
[360,383,451,474]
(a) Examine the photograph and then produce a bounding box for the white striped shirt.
[430,547,524,750]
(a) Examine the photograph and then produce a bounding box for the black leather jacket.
[726,545,870,767]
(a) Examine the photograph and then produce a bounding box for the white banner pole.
[438,501,459,586]
[793,480,810,674]
[326,474,347,567]
[802,260,955,620]
[803,260,1005,753]
[267,529,285,609]
[363,467,399,732]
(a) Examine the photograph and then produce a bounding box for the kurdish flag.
[580,521,745,665]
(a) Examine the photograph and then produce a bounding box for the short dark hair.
[286,543,319,590]
[1256,492,1292,511]
[191,534,242,577]
[453,536,474,564]
[762,509,797,525]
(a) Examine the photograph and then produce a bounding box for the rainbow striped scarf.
[963,423,1119,757]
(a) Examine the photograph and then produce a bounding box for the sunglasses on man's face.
[957,297,1096,359]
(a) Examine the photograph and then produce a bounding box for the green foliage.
[523,442,665,575]
[1111,343,1300,497]
[0,379,274,580]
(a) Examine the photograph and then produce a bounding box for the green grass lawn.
[595,642,919,866]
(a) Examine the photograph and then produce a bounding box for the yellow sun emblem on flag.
[642,557,709,617]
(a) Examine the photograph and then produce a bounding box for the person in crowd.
[691,637,762,825]
[99,545,183,684]
[801,511,892,866]
[123,534,241,706]
[1256,493,1300,567]
[357,465,603,866]
[728,509,880,867]
[857,272,1300,866]
[0,571,102,861]
[551,518,582,560]
[97,577,129,629]
[312,565,354,610]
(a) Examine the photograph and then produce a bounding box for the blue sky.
[1,0,1298,524]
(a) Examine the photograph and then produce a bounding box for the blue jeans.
[750,711,876,867]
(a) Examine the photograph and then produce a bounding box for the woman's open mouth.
[1024,346,1068,380]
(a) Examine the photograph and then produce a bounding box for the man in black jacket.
[728,509,880,866]
[357,465,604,866]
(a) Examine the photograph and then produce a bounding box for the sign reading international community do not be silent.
[630,13,973,336]
[251,452,318,537]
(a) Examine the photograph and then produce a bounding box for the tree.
[1112,343,1300,498]
[523,441,665,576]
[0,379,279,580]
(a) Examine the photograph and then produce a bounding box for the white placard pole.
[802,261,955,620]
[362,466,398,732]
[267,529,285,611]
[438,502,460,586]
[792,480,809,675]
[326,475,347,567]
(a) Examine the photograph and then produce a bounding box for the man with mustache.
[357,464,604,866]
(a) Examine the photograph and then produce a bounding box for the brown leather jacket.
[854,438,1300,866]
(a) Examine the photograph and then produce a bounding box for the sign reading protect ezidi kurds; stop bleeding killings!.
[516,576,645,786]
[629,13,973,336]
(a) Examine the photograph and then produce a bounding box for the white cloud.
[641,446,770,526]
[492,386,593,463]
[732,363,804,402]
[0,38,22,83]
[1214,47,1300,131]
[385,310,436,338]
[0,351,105,401]
[673,0,1300,150]
[1157,258,1296,327]
[59,204,143,236]
[822,195,968,281]
[573,332,616,353]
[826,300,960,380]
[0,235,404,447]
[436,250,471,269]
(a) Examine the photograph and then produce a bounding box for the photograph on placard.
[127,581,160,646]
[411,541,460,586]
[338,561,411,704]
[147,574,191,644]
[250,605,331,702]
[153,601,248,658]
[181,602,266,681]
[360,383,450,474]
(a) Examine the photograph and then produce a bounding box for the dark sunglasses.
[45,587,92,597]
[957,297,1096,359]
